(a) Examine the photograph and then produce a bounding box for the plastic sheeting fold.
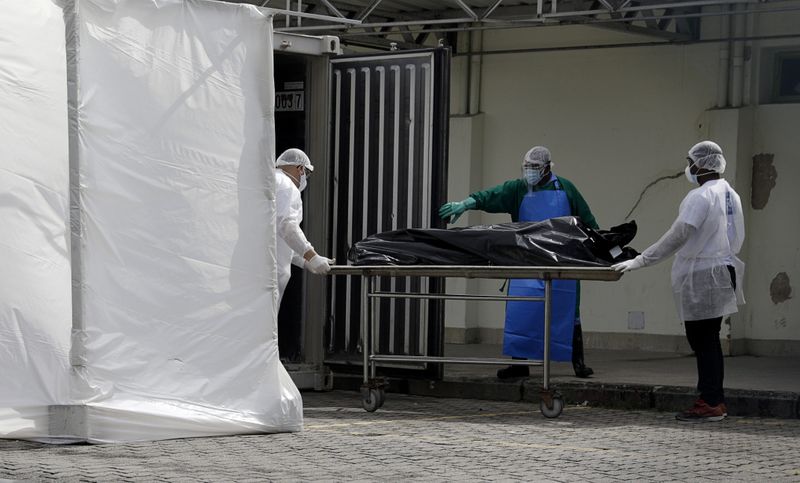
[1,0,302,443]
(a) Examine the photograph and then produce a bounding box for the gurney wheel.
[361,389,382,412]
[540,397,564,418]
[377,389,386,408]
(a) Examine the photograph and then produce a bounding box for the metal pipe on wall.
[465,27,472,114]
[742,4,757,105]
[730,2,747,106]
[469,30,483,114]
[451,32,800,56]
[717,5,731,107]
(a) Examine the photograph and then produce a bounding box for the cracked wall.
[447,21,800,353]
[743,105,800,351]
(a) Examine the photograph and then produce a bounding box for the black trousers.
[683,266,736,407]
[684,316,724,406]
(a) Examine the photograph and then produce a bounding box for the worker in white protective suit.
[612,140,745,423]
[275,148,333,305]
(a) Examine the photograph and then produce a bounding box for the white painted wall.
[744,104,800,348]
[444,114,485,339]
[444,10,800,352]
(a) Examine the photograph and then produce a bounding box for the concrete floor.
[443,344,800,393]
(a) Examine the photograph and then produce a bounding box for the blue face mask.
[524,166,546,186]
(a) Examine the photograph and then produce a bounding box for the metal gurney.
[329,265,622,418]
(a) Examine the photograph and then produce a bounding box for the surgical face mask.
[523,166,545,186]
[684,164,698,185]
[299,173,307,192]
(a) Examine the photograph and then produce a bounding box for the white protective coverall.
[275,169,313,304]
[634,178,745,321]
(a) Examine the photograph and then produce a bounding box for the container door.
[326,48,450,379]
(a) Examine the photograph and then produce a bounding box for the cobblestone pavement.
[2,391,800,482]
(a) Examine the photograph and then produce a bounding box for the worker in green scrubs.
[439,146,597,379]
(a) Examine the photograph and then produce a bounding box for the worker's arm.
[275,182,331,274]
[640,220,696,266]
[291,252,306,268]
[613,192,709,272]
[469,179,523,218]
[277,220,330,273]
[638,189,713,267]
[277,217,314,259]
[441,179,524,223]
[275,187,320,262]
[613,219,697,272]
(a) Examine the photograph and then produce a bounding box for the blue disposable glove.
[438,197,476,224]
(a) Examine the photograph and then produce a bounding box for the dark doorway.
[275,53,307,362]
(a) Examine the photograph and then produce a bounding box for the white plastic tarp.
[0,0,73,441]
[1,0,302,443]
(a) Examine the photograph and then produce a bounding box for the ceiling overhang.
[226,0,800,50]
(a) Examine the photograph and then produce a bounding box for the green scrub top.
[468,175,599,320]
[469,176,599,229]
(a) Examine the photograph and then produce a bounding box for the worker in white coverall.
[275,148,332,304]
[612,141,745,423]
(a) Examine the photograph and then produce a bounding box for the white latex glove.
[305,254,332,275]
[611,255,646,273]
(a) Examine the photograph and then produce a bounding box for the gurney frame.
[329,265,621,418]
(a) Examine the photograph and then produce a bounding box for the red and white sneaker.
[676,399,727,422]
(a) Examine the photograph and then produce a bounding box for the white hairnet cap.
[523,146,551,166]
[688,141,726,173]
[276,148,314,172]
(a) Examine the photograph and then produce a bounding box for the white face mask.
[298,173,307,192]
[685,164,698,185]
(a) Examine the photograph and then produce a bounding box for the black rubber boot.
[497,357,530,379]
[572,325,594,378]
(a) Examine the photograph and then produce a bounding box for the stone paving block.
[651,385,698,412]
[725,390,799,418]
[521,380,654,410]
[2,391,800,481]
[407,376,526,401]
[335,371,799,421]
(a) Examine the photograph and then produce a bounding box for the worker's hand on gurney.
[438,197,477,224]
[305,255,334,275]
[611,255,645,273]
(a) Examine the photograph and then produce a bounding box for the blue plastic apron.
[502,176,577,361]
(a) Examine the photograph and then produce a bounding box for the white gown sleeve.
[277,217,313,257]
[291,251,306,268]
[276,180,314,257]
[639,220,697,267]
